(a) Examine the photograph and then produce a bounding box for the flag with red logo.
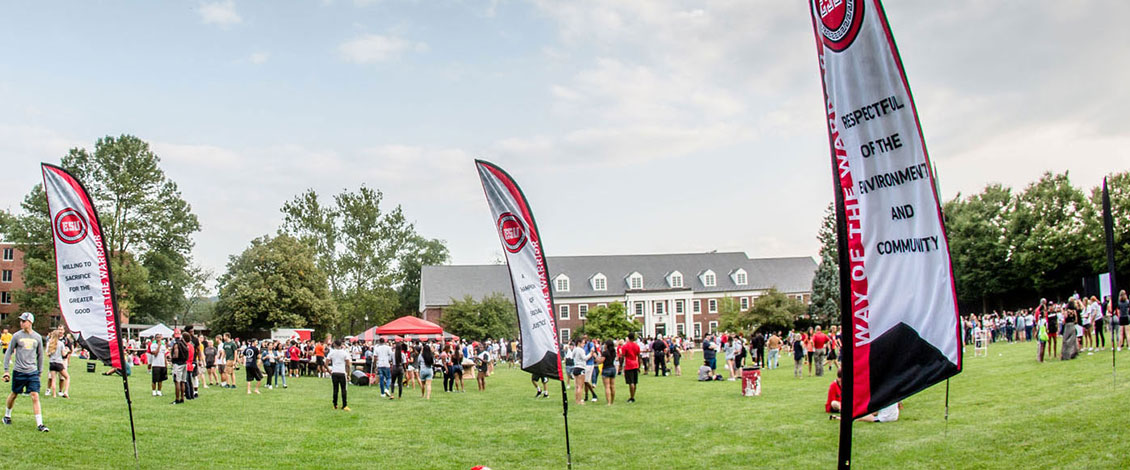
[809,0,961,419]
[41,163,125,369]
[475,160,564,381]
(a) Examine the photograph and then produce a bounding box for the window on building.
[0,313,6,323]
[629,273,643,290]
[559,305,570,320]
[2,248,12,261]
[693,300,701,313]
[555,276,570,292]
[592,275,606,291]
[560,329,571,344]
[670,273,683,288]
[655,301,665,315]
[740,297,749,310]
[1,270,11,283]
[675,300,684,314]
[677,323,685,337]
[693,322,702,339]
[597,303,607,308]
[578,304,588,319]
[704,273,716,287]
[634,302,644,317]
[0,291,10,304]
[736,272,747,285]
[708,299,718,313]
[708,321,718,334]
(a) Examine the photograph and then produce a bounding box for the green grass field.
[1,341,1129,469]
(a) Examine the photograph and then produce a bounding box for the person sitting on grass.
[826,369,842,413]
[697,361,713,382]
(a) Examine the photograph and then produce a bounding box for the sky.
[1,1,1127,287]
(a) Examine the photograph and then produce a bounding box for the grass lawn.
[1,341,1129,469]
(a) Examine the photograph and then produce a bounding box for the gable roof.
[420,252,816,309]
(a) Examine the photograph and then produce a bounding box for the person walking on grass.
[221,333,237,388]
[813,327,829,377]
[325,339,351,410]
[570,340,588,405]
[148,333,168,397]
[389,342,406,400]
[243,338,263,395]
[374,338,393,397]
[46,327,70,399]
[1116,291,1130,351]
[600,339,617,405]
[451,347,465,393]
[2,313,48,432]
[418,343,435,399]
[619,332,641,403]
[475,346,489,392]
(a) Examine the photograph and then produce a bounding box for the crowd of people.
[961,290,1130,362]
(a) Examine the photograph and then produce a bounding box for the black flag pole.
[560,380,573,469]
[833,178,855,470]
[1102,177,1118,386]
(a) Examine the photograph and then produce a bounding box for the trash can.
[741,366,761,396]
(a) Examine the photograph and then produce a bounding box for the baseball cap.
[19,312,34,323]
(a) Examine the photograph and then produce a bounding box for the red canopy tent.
[355,316,457,342]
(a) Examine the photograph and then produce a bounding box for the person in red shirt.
[826,368,842,413]
[812,327,830,377]
[288,342,301,378]
[619,333,641,403]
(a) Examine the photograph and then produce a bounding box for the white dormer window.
[700,270,716,287]
[732,268,748,286]
[667,271,683,288]
[591,273,607,291]
[554,275,570,292]
[628,272,643,290]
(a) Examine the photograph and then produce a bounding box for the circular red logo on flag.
[815,0,864,52]
[54,208,88,244]
[497,213,527,253]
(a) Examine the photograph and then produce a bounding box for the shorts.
[246,365,263,382]
[1121,316,1130,326]
[1048,332,1058,338]
[172,364,188,382]
[419,367,434,381]
[218,364,225,374]
[571,367,585,377]
[623,368,639,385]
[316,357,325,366]
[207,363,216,369]
[49,362,65,372]
[601,366,616,378]
[807,351,814,362]
[151,366,167,383]
[453,365,463,374]
[290,360,300,370]
[11,371,41,394]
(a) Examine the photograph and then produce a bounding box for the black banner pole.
[560,380,573,469]
[1102,177,1118,386]
[833,181,854,470]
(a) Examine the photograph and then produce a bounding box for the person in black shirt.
[244,339,263,395]
[600,340,617,404]
[651,337,667,377]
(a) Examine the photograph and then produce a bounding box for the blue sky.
[1,1,1127,286]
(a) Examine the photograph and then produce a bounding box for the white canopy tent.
[138,323,174,338]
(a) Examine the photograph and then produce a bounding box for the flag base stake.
[560,380,572,469]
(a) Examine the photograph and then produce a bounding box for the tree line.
[808,170,1130,322]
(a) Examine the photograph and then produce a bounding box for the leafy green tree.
[1084,171,1130,287]
[945,184,1014,311]
[396,235,450,316]
[212,235,337,336]
[580,302,637,340]
[0,187,57,331]
[1007,172,1092,299]
[717,297,745,333]
[438,293,518,341]
[749,288,807,332]
[808,203,840,325]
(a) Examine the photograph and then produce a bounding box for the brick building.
[0,243,64,329]
[419,251,816,343]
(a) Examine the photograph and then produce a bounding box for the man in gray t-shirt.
[2,312,48,432]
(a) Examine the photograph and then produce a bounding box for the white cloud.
[248,52,269,64]
[338,34,427,64]
[198,1,242,26]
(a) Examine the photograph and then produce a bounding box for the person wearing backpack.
[170,333,189,405]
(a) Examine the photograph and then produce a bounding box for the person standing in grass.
[45,328,70,399]
[170,332,189,404]
[440,344,455,393]
[793,334,805,378]
[475,346,489,392]
[2,312,48,432]
[374,338,394,397]
[389,342,406,400]
[570,340,588,405]
[600,339,617,405]
[243,338,263,395]
[419,343,436,399]
[767,332,781,370]
[701,335,717,376]
[451,345,465,393]
[326,339,351,410]
[1116,291,1130,351]
[619,332,641,403]
[148,333,168,397]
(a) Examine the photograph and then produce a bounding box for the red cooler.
[741,366,761,396]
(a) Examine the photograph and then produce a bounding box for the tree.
[1084,171,1130,288]
[580,302,638,340]
[808,203,840,325]
[211,235,337,337]
[750,288,807,333]
[717,297,745,333]
[396,235,450,316]
[945,184,1015,311]
[0,186,56,330]
[279,186,448,334]
[438,293,518,341]
[1007,172,1092,300]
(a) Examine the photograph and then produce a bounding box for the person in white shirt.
[147,335,168,397]
[373,339,394,397]
[326,340,352,411]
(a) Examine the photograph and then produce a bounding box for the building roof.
[420,252,816,309]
